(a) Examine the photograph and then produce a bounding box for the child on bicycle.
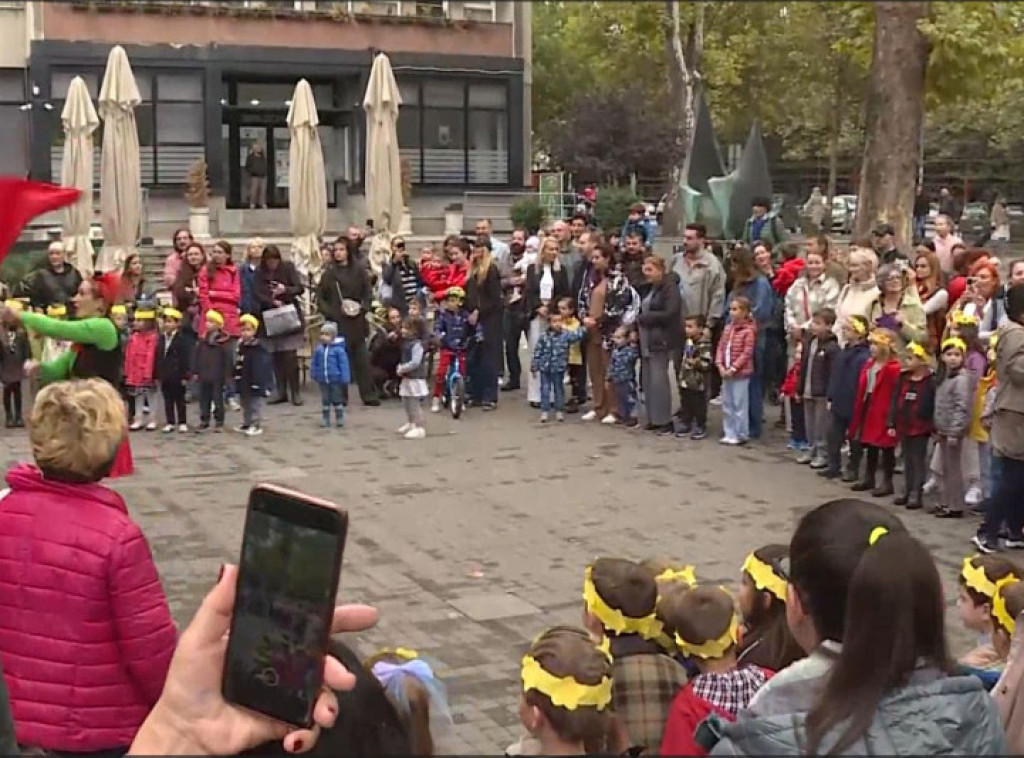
[431,286,477,413]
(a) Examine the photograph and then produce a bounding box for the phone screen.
[223,486,347,727]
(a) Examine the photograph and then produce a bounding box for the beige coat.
[993,611,1024,754]
[992,320,1024,461]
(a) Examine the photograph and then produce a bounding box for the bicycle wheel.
[451,376,465,419]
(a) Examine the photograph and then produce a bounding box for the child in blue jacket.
[530,313,584,423]
[311,321,352,428]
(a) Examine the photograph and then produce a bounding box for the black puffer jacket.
[316,260,372,344]
[27,264,83,311]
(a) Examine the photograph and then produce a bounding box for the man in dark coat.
[27,241,83,313]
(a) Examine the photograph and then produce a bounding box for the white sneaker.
[709,395,723,407]
[923,477,938,495]
[540,412,549,423]
[601,414,617,425]
[128,419,142,431]
[581,410,597,421]
[720,436,739,445]
[161,424,175,433]
[228,397,241,411]
[556,412,564,422]
[404,426,426,439]
[234,425,249,434]
[178,424,189,433]
[145,420,157,431]
[965,485,983,506]
[397,422,413,435]
[430,398,441,413]
[246,425,263,436]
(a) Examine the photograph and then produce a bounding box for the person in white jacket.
[784,249,841,350]
[833,246,880,346]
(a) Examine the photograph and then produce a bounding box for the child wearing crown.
[849,328,902,497]
[659,585,773,756]
[514,626,622,756]
[581,558,686,754]
[641,557,698,670]
[991,577,1024,752]
[890,341,936,511]
[958,555,1022,673]
[737,546,804,673]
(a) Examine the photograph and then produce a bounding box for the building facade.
[0,0,531,237]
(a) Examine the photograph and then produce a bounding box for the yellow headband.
[521,654,612,711]
[942,337,966,354]
[240,314,260,329]
[674,616,740,660]
[869,330,893,348]
[583,565,663,641]
[953,311,980,327]
[868,527,889,545]
[46,304,67,317]
[657,566,697,587]
[134,309,156,320]
[4,299,23,312]
[906,342,928,360]
[849,318,868,336]
[110,304,127,316]
[742,553,787,602]
[162,307,182,320]
[993,577,1019,636]
[962,557,999,598]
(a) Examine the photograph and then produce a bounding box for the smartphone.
[365,218,375,230]
[222,484,348,728]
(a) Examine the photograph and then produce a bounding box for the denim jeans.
[747,335,766,438]
[980,456,1024,543]
[319,383,346,407]
[241,392,262,428]
[539,370,565,412]
[613,380,636,420]
[722,377,751,441]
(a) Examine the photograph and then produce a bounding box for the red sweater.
[0,464,177,751]
[123,328,158,388]
[849,358,902,448]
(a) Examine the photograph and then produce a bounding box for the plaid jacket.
[610,636,688,754]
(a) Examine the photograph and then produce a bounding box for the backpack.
[605,273,640,326]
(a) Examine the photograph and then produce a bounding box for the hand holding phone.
[222,485,348,728]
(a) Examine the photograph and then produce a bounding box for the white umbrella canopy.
[60,76,99,277]
[96,45,141,274]
[362,53,403,235]
[287,78,327,282]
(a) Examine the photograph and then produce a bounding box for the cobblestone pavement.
[0,391,983,754]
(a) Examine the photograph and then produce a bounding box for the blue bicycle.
[442,348,467,419]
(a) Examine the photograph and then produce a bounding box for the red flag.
[0,178,81,266]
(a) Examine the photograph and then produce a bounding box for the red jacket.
[780,358,802,399]
[716,319,757,378]
[771,258,805,297]
[659,668,774,756]
[198,262,241,337]
[421,262,468,303]
[849,357,902,448]
[123,328,158,388]
[0,464,177,751]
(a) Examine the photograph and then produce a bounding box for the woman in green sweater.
[3,273,134,476]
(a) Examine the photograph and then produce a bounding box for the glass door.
[271,126,291,208]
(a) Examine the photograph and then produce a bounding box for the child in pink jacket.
[716,295,757,445]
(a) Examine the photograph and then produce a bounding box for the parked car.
[959,202,991,245]
[831,195,857,235]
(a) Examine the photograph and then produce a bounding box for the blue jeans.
[613,380,636,420]
[980,456,1024,543]
[539,370,565,412]
[722,377,751,441]
[240,392,262,427]
[747,335,766,439]
[319,383,346,425]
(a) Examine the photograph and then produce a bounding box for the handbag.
[263,303,302,337]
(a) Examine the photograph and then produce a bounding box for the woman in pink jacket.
[198,239,241,339]
[0,378,176,754]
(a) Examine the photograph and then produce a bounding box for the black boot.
[851,459,876,492]
[894,492,910,506]
[268,353,288,405]
[286,352,303,406]
[906,491,923,511]
[872,474,895,498]
[3,413,11,429]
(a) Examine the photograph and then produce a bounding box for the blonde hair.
[471,246,494,284]
[849,247,879,273]
[31,379,125,482]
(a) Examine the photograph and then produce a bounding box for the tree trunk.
[854,0,929,251]
[659,0,704,238]
[825,60,843,208]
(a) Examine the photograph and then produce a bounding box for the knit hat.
[205,309,224,327]
[239,314,259,330]
[321,321,339,337]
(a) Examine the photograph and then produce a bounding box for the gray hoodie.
[934,368,972,437]
[711,672,1006,755]
[671,248,727,326]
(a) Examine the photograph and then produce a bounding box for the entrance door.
[237,121,290,209]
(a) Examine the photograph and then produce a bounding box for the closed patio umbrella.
[96,45,141,274]
[362,52,403,235]
[287,78,327,284]
[60,76,99,277]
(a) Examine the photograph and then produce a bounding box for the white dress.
[527,265,556,404]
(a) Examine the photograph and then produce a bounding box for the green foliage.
[1,248,48,298]
[594,186,640,233]
[510,196,547,234]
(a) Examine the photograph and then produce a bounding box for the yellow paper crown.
[962,557,999,598]
[134,309,156,320]
[868,329,893,348]
[953,311,980,327]
[906,342,928,360]
[110,304,127,316]
[657,566,697,587]
[162,307,182,320]
[849,317,868,336]
[675,615,740,660]
[993,577,1019,636]
[4,299,23,312]
[521,654,612,711]
[46,304,67,317]
[942,337,966,354]
[583,565,663,641]
[240,314,260,329]
[205,310,224,326]
[742,553,787,602]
